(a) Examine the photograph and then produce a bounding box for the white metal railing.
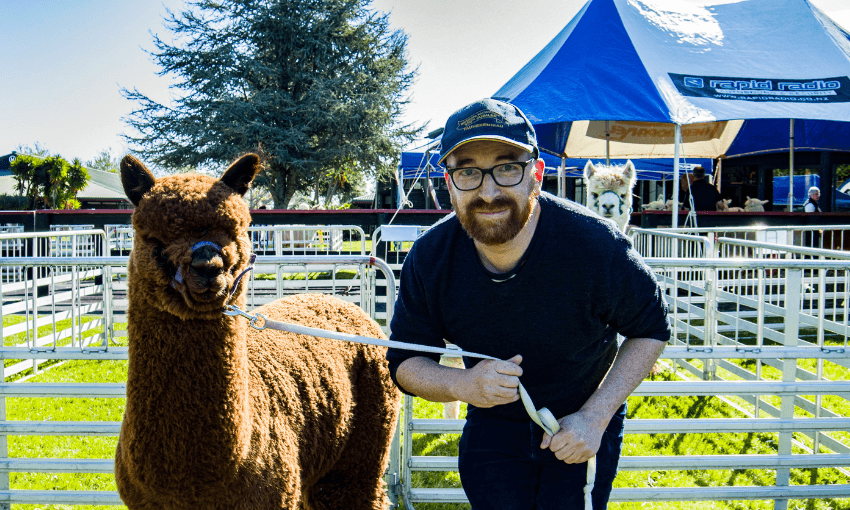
[248,225,364,256]
[660,224,850,251]
[367,225,430,322]
[401,258,850,509]
[103,224,367,258]
[104,225,134,256]
[0,230,108,283]
[0,225,22,234]
[630,227,713,259]
[0,255,400,507]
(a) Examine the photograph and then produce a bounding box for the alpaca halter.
[171,241,257,305]
[222,303,597,508]
[598,190,633,216]
[171,241,224,287]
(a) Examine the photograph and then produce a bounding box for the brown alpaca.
[115,154,400,510]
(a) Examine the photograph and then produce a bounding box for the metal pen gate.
[0,254,398,508]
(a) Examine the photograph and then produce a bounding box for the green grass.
[254,269,359,281]
[8,358,128,510]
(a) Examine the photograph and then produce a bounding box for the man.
[804,186,821,213]
[804,186,822,249]
[687,165,722,211]
[385,98,671,509]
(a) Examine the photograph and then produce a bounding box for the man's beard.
[456,192,536,246]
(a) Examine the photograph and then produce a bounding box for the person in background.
[385,98,671,509]
[687,165,723,211]
[804,186,821,213]
[804,186,822,249]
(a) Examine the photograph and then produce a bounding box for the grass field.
[0,316,848,509]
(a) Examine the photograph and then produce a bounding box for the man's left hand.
[540,411,605,464]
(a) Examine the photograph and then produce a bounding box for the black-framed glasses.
[447,160,531,191]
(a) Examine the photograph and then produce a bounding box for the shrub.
[0,194,31,210]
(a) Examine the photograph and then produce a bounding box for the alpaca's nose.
[602,203,615,214]
[190,245,224,279]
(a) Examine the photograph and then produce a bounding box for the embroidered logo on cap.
[458,110,508,131]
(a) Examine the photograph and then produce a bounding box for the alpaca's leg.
[309,353,400,510]
[115,438,157,510]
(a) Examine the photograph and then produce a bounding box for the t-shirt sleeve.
[805,202,815,213]
[603,238,672,342]
[386,245,444,395]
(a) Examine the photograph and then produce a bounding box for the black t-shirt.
[386,193,671,421]
[688,179,722,211]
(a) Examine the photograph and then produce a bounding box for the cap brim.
[438,136,535,165]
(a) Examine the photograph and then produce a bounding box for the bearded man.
[385,98,671,509]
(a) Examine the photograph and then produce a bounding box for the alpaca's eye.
[621,194,627,199]
[591,193,598,199]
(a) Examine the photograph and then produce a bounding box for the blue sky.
[1,0,848,166]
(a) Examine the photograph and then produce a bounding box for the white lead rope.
[223,303,595,508]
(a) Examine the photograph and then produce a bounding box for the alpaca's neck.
[124,302,252,475]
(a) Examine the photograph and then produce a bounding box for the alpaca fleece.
[115,154,400,510]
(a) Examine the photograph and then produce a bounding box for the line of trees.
[9,152,89,210]
[122,0,421,209]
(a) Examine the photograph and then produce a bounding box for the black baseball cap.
[438,98,538,165]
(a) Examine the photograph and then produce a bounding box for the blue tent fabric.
[726,119,850,158]
[399,151,442,179]
[493,0,850,159]
[495,0,671,124]
[773,174,850,208]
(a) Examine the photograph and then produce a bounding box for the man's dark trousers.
[458,404,626,509]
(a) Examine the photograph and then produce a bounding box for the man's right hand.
[454,354,523,408]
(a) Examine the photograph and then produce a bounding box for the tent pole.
[715,158,722,192]
[558,157,566,198]
[605,121,611,165]
[788,119,795,212]
[672,124,681,229]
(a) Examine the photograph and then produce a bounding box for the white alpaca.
[663,199,685,211]
[717,198,744,212]
[744,197,769,212]
[642,199,666,211]
[584,160,637,232]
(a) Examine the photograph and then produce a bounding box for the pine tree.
[123,0,420,208]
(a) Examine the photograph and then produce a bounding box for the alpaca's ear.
[583,160,596,179]
[121,155,156,207]
[220,153,261,196]
[623,160,636,185]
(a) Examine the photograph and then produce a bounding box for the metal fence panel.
[0,254,398,508]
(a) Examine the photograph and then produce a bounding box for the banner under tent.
[491,0,850,226]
